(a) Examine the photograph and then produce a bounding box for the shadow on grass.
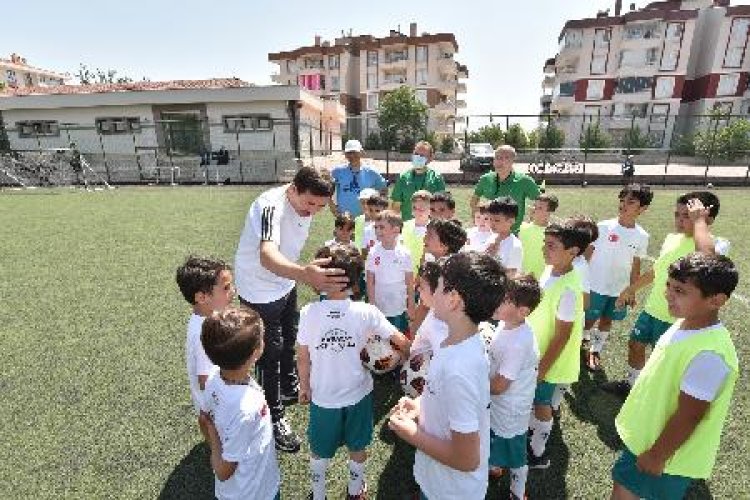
[566,364,623,451]
[525,418,571,499]
[158,442,214,500]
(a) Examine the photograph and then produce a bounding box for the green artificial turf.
[0,185,746,499]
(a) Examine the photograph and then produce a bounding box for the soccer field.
[1,185,747,499]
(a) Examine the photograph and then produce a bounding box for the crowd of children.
[176,170,739,499]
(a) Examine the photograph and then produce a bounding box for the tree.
[579,121,611,150]
[694,117,750,161]
[377,86,428,153]
[534,123,565,150]
[364,132,382,150]
[619,126,654,154]
[75,63,142,85]
[467,124,504,148]
[503,124,528,150]
[440,136,454,154]
[0,112,10,153]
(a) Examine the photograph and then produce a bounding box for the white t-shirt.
[494,233,523,271]
[589,219,649,297]
[365,243,413,316]
[411,310,450,355]
[657,323,731,402]
[464,227,494,252]
[297,299,398,408]
[202,374,280,500]
[539,268,578,322]
[414,334,490,500]
[235,185,311,303]
[488,322,540,438]
[362,222,378,250]
[185,313,217,413]
[572,255,591,294]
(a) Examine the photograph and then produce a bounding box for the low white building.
[0,79,345,183]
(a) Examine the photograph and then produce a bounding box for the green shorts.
[308,392,373,459]
[387,312,409,334]
[585,291,628,322]
[534,381,557,406]
[629,311,673,346]
[489,430,527,468]
[612,448,691,500]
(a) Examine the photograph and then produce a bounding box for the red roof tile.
[1,78,250,97]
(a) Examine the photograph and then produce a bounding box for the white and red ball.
[399,350,432,398]
[360,334,403,374]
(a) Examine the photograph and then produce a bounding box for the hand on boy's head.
[686,198,712,222]
[305,258,349,292]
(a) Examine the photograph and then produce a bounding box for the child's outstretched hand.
[388,410,419,442]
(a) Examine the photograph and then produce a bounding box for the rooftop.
[0,53,68,78]
[0,78,251,97]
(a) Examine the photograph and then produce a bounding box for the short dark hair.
[418,259,443,293]
[569,214,599,247]
[430,191,456,210]
[619,183,653,207]
[201,306,264,370]
[176,256,231,305]
[487,196,519,219]
[379,209,404,230]
[440,251,508,324]
[668,253,738,298]
[365,194,389,209]
[507,274,542,311]
[544,221,591,256]
[335,212,355,230]
[477,199,491,214]
[677,191,720,219]
[427,218,467,254]
[314,243,364,292]
[537,193,559,212]
[292,166,335,197]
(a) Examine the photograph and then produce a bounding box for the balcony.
[382,51,409,69]
[457,82,466,93]
[271,73,284,84]
[456,99,466,108]
[379,75,408,90]
[439,57,457,75]
[437,78,458,95]
[434,100,456,115]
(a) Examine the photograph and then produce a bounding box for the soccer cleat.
[527,451,550,470]
[280,383,300,405]
[602,379,631,398]
[273,417,301,453]
[346,481,367,500]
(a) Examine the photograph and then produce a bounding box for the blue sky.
[5,0,750,119]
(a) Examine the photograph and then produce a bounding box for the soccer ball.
[400,350,432,398]
[478,321,496,355]
[360,334,403,374]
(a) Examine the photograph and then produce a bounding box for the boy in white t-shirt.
[389,252,508,500]
[410,260,450,355]
[176,256,235,413]
[298,244,411,500]
[464,200,494,252]
[487,274,541,500]
[486,196,524,277]
[584,184,652,372]
[325,212,356,248]
[366,210,415,333]
[199,307,281,500]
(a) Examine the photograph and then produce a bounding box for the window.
[586,80,605,100]
[383,72,406,84]
[367,93,379,110]
[329,55,339,69]
[591,54,607,74]
[594,29,611,48]
[654,76,675,99]
[6,70,17,86]
[367,72,377,90]
[646,48,660,66]
[666,23,683,40]
[724,18,750,68]
[416,46,428,63]
[713,102,733,115]
[717,73,740,96]
[557,81,576,97]
[660,46,680,71]
[367,51,378,67]
[624,22,661,40]
[16,120,59,137]
[23,73,33,87]
[416,68,428,85]
[725,47,745,68]
[96,117,142,135]
[615,76,653,94]
[613,103,648,118]
[561,30,583,49]
[651,104,670,122]
[222,114,273,132]
[416,89,428,104]
[385,50,408,63]
[287,60,298,73]
[331,75,340,91]
[305,58,324,69]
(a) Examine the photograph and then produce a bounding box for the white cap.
[344,139,363,153]
[358,188,379,200]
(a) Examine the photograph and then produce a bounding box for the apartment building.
[545,0,750,148]
[1,53,68,89]
[269,23,468,140]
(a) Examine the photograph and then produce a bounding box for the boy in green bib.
[604,191,729,397]
[526,221,590,469]
[611,253,738,500]
[518,193,559,279]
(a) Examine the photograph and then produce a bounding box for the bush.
[440,136,454,154]
[579,121,611,150]
[694,118,750,161]
[503,124,528,151]
[670,133,696,156]
[423,131,439,153]
[536,124,565,150]
[468,125,504,148]
[398,136,416,154]
[619,126,654,154]
[364,132,382,150]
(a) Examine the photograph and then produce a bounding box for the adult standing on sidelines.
[470,145,540,234]
[235,166,348,453]
[329,139,387,216]
[390,140,446,220]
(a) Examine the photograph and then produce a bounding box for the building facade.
[269,23,468,140]
[545,0,750,148]
[1,53,67,89]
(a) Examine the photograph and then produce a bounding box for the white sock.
[551,384,568,411]
[528,412,539,433]
[626,367,641,386]
[310,457,330,500]
[510,465,529,499]
[591,330,609,354]
[348,459,366,496]
[530,418,553,457]
[582,328,593,342]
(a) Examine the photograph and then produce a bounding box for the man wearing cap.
[329,139,387,217]
[390,140,446,221]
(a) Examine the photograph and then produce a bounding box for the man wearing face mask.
[390,140,447,221]
[470,144,540,234]
[329,139,387,217]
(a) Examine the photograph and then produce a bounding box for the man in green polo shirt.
[390,140,446,220]
[470,144,541,234]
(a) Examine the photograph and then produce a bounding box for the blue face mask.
[411,154,428,169]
